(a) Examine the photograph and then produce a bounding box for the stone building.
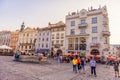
[18,23,38,53]
[36,27,51,53]
[65,5,110,55]
[49,21,65,54]
[10,30,19,50]
[0,31,11,46]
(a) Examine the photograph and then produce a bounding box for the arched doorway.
[57,49,62,56]
[91,49,100,55]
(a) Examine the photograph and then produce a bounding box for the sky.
[0,0,120,44]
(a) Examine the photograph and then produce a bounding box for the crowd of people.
[72,56,97,77]
[14,51,120,78]
[71,56,120,78]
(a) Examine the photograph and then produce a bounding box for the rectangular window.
[71,21,75,26]
[92,17,97,24]
[92,37,97,42]
[39,38,41,41]
[46,38,48,41]
[81,20,86,24]
[46,44,48,48]
[52,41,54,46]
[39,33,41,36]
[42,44,44,48]
[27,34,29,37]
[70,29,75,35]
[92,27,97,33]
[61,28,64,31]
[61,33,64,39]
[42,38,44,41]
[56,40,59,43]
[80,29,86,34]
[56,33,59,39]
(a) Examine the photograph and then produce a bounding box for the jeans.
[91,66,96,75]
[81,65,85,70]
[73,65,77,73]
[78,63,81,70]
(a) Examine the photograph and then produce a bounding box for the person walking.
[72,57,78,73]
[113,60,119,77]
[90,57,97,77]
[81,57,85,74]
[77,57,81,73]
[106,59,110,68]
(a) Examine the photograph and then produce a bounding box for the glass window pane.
[71,21,75,26]
[92,17,97,24]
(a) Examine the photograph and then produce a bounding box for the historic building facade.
[0,31,11,46]
[49,21,65,54]
[10,30,19,50]
[65,5,110,55]
[36,27,51,53]
[18,23,38,53]
[109,44,120,57]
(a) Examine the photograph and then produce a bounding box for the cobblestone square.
[0,56,119,80]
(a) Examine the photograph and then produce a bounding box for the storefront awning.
[37,49,49,53]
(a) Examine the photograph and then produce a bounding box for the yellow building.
[18,25,38,53]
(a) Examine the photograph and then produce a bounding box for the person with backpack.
[90,57,97,77]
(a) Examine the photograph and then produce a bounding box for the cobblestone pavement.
[0,56,119,80]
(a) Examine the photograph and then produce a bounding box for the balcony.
[103,21,108,25]
[19,43,34,46]
[78,23,88,28]
[90,42,100,48]
[102,31,110,36]
[54,44,60,48]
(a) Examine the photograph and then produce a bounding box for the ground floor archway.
[91,49,100,55]
[57,49,63,55]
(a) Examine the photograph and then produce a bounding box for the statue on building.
[20,22,25,31]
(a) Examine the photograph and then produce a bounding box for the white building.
[49,21,65,54]
[65,5,110,55]
[36,27,51,53]
[0,31,11,46]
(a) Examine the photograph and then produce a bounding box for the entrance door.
[91,49,100,55]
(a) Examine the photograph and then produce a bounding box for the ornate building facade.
[18,23,38,53]
[0,31,11,46]
[65,5,110,55]
[36,27,51,53]
[49,21,65,54]
[10,30,19,50]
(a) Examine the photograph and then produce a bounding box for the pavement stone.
[0,56,119,80]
